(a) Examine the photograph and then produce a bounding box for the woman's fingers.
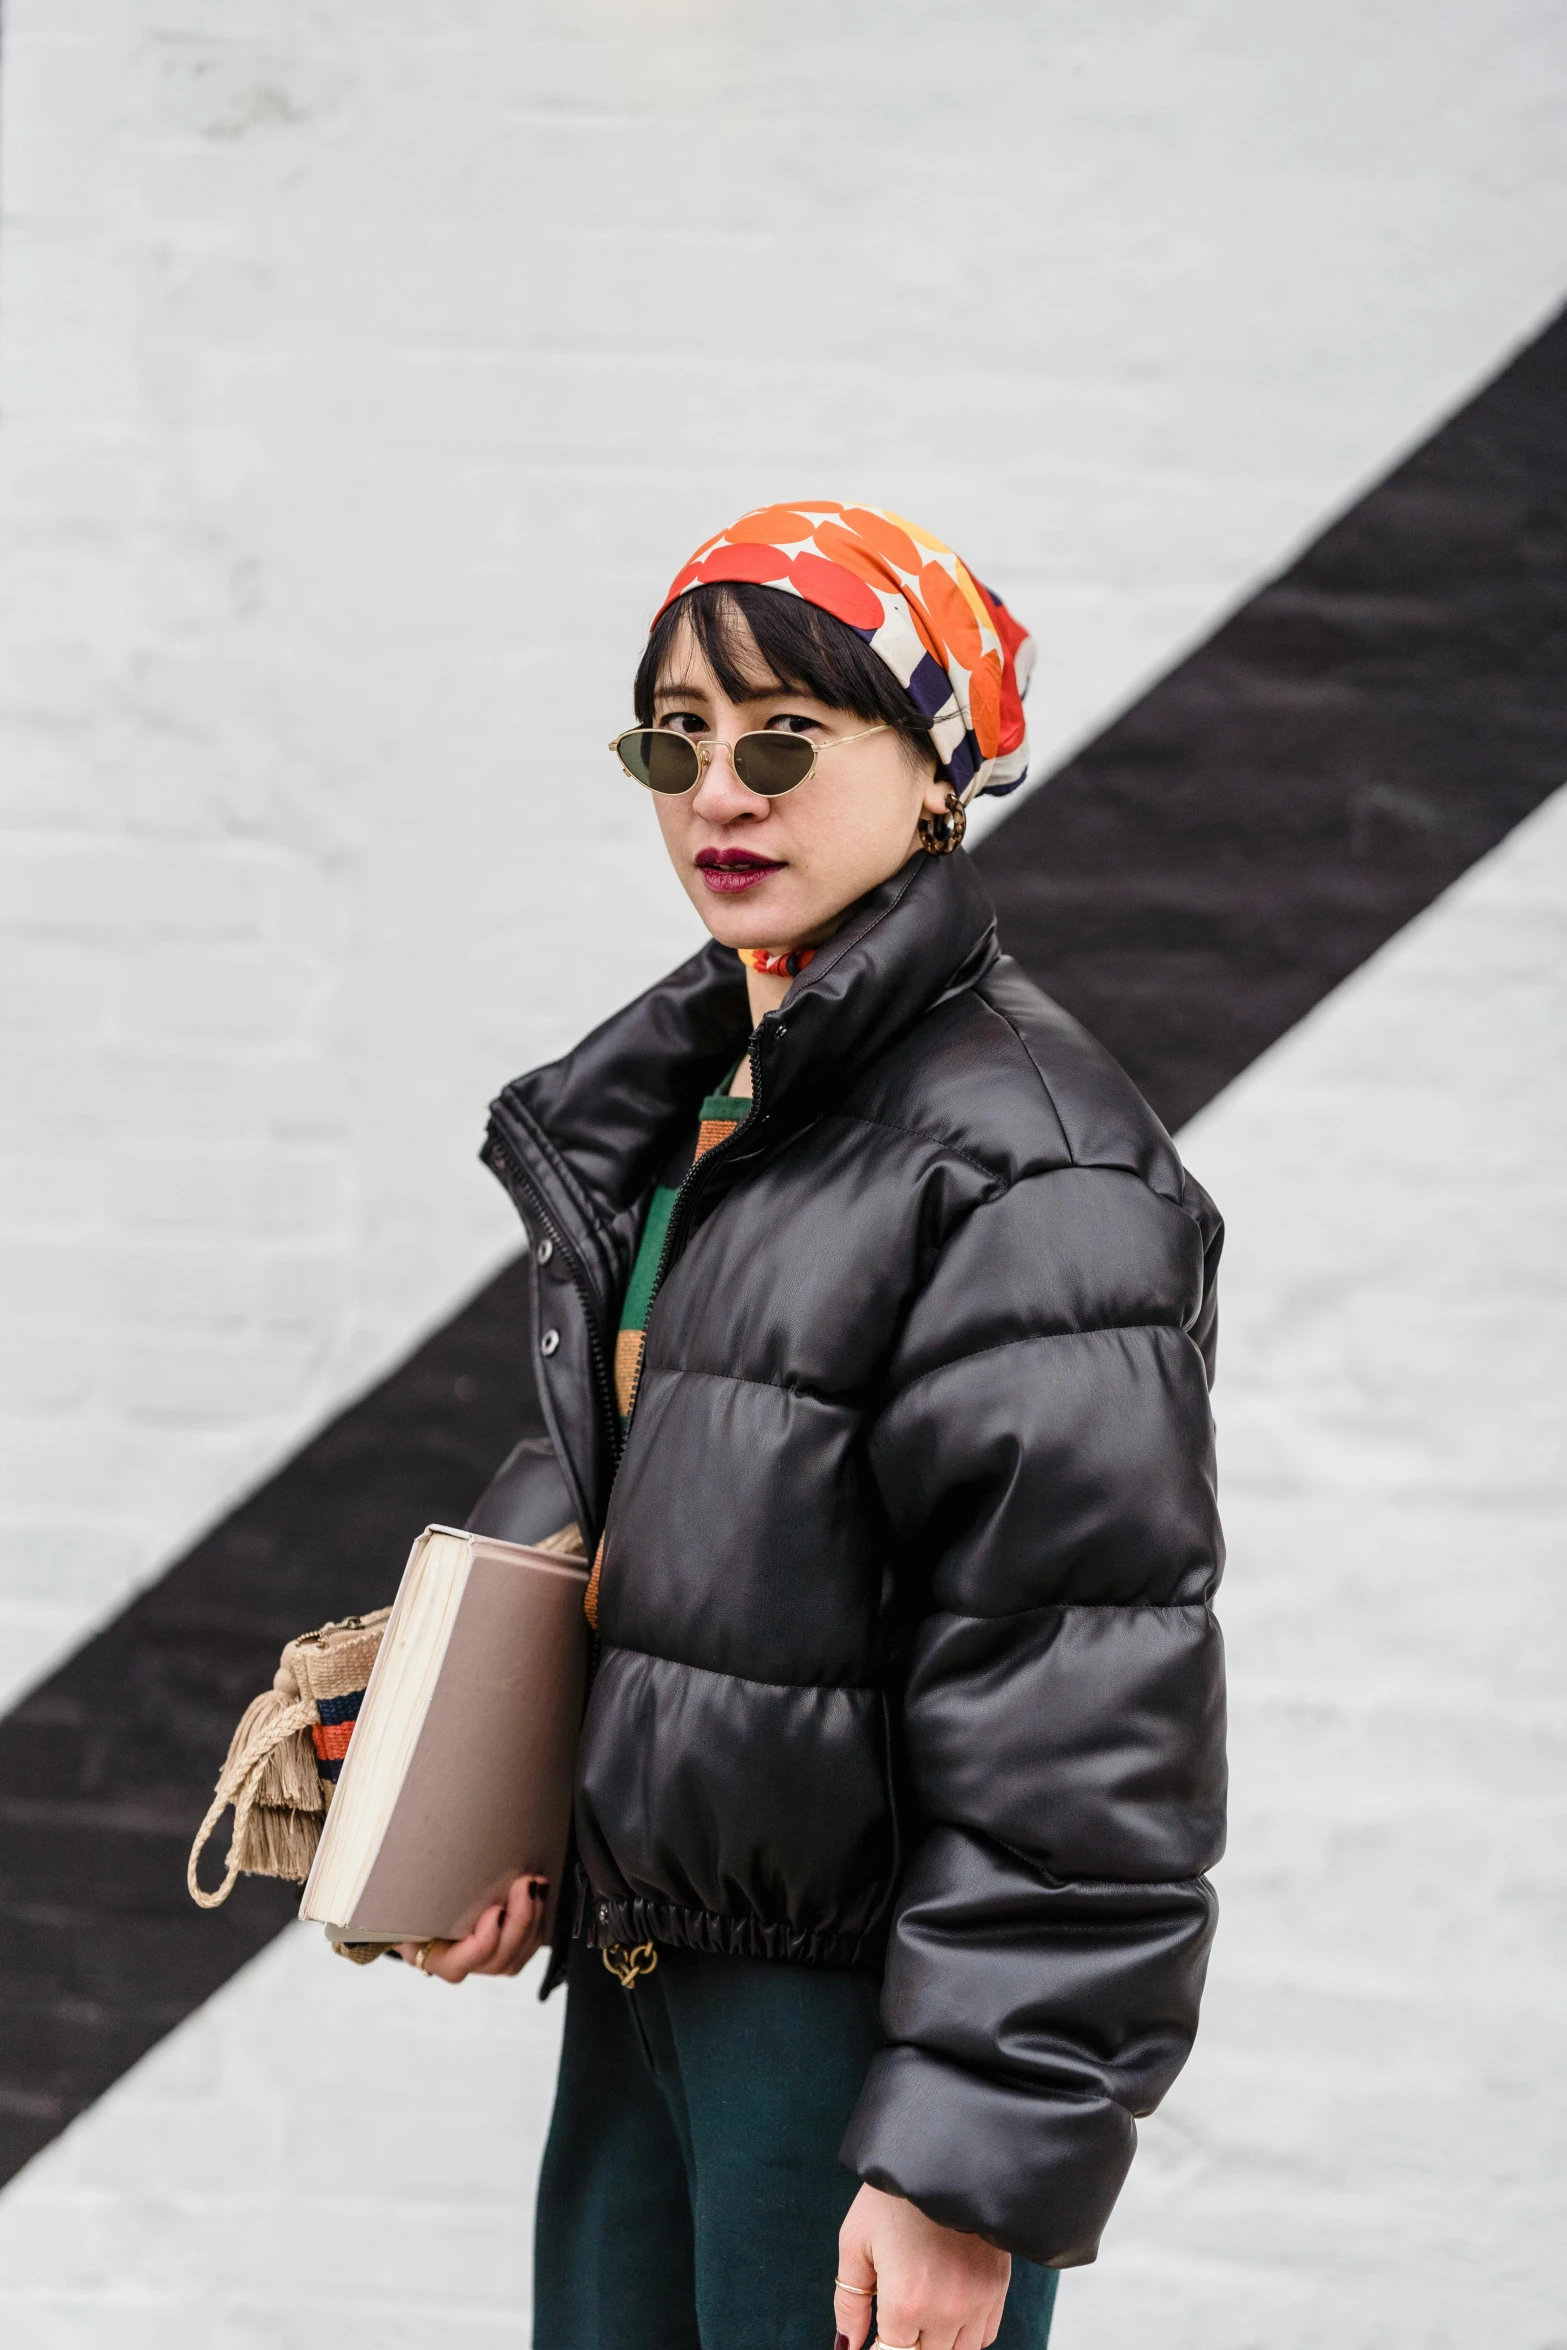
[492,1876,548,1974]
[837,2184,1011,2350]
[832,2224,877,2350]
[947,2282,1012,2350]
[418,1904,504,1982]
[392,1933,471,1978]
[392,1877,547,1985]
[874,2292,955,2350]
[475,1876,541,1976]
[979,2279,1013,2348]
[431,1906,502,1980]
[830,2288,875,2350]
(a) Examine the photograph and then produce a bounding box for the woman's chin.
[693,881,806,949]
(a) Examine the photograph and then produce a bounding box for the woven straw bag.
[187,1609,391,1914]
[187,1522,585,1957]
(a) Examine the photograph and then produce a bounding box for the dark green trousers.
[534,1936,1058,2350]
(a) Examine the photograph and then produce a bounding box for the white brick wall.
[1054,792,1567,2349]
[0,790,1560,2348]
[3,3,1567,2341]
[5,0,1567,1707]
[0,1923,564,2348]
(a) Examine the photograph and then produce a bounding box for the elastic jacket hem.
[584,1889,882,1973]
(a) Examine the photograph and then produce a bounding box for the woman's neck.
[734,910,849,1091]
[744,964,792,1026]
[726,965,789,1103]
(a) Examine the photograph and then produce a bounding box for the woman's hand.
[835,2182,1011,2350]
[395,1874,547,1983]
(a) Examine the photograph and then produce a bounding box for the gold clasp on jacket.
[601,1939,659,1989]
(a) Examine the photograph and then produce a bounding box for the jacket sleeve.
[841,1162,1226,2267]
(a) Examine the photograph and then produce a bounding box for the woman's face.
[647,615,948,952]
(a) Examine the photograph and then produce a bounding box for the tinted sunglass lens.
[732,733,816,795]
[616,729,701,794]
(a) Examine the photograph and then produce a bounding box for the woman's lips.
[695,849,785,895]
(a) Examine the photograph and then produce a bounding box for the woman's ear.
[921,774,953,817]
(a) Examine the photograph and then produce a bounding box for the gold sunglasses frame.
[609,722,890,798]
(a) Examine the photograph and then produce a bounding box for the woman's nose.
[689,740,767,822]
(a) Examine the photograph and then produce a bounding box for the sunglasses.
[609,722,889,798]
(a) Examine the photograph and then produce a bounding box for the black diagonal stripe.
[0,1264,538,2182]
[2,306,1564,2187]
[973,307,1567,1131]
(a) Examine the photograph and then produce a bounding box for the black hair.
[633,581,934,769]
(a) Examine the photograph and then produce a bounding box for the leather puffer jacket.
[476,847,1225,2268]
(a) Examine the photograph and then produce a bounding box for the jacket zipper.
[490,1036,767,1982]
[484,1120,622,1492]
[485,1116,623,1999]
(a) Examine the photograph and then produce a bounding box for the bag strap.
[186,1689,320,1909]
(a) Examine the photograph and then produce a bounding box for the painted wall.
[6,0,1567,1706]
[0,787,1560,2348]
[2,1,1566,2342]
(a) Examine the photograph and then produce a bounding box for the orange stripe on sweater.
[614,1328,643,1417]
[585,1535,605,1629]
[695,1114,742,1160]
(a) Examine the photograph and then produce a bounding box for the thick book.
[299,1525,588,1946]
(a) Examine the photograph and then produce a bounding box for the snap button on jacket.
[480,849,1226,2268]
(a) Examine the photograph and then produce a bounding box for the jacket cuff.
[840,2044,1135,2267]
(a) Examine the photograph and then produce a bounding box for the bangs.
[633,581,930,752]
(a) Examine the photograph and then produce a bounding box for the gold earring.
[918,788,967,855]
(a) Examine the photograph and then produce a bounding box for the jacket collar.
[488,847,999,1238]
[752,842,998,1135]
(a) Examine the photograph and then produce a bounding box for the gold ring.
[413,1940,434,1974]
[874,2340,919,2349]
[835,2279,875,2296]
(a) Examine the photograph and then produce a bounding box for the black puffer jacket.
[477,847,1225,2268]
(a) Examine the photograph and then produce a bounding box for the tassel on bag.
[187,1609,392,1910]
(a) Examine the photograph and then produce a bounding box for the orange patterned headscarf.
[655,502,1035,803]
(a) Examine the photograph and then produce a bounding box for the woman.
[405,504,1226,2350]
